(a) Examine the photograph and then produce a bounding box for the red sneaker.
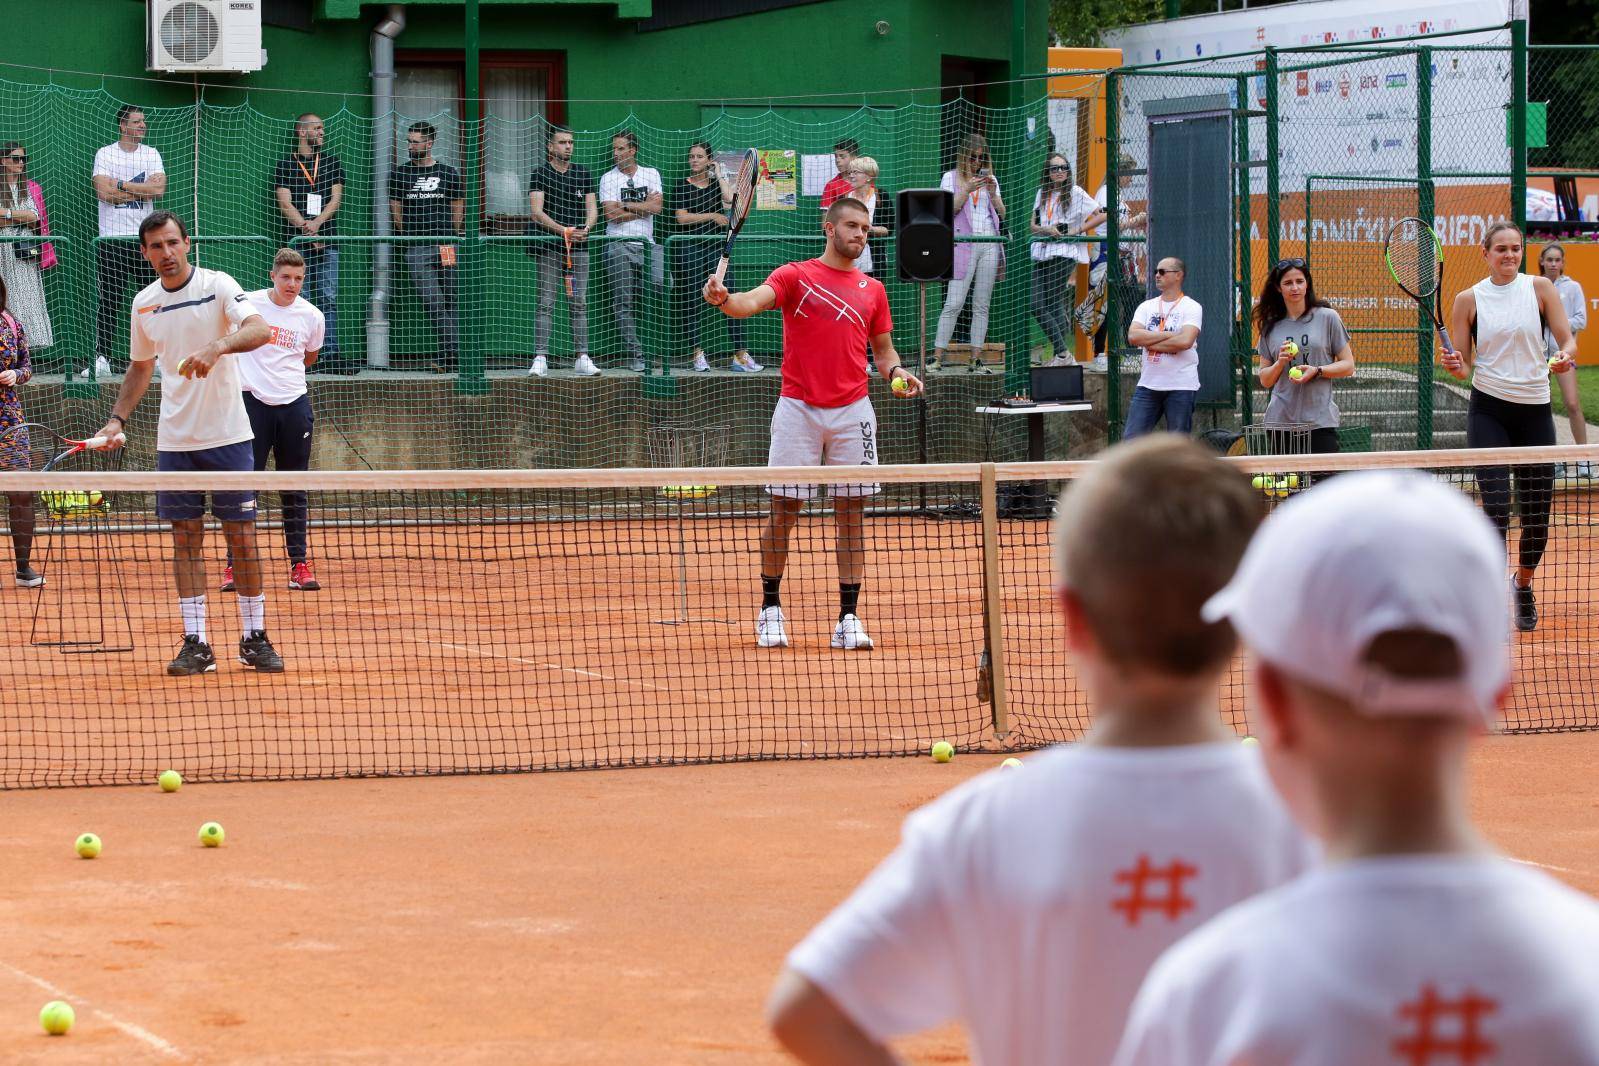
[289,561,321,592]
[220,565,236,593]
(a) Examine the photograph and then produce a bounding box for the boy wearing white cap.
[1115,470,1599,1066]
[767,436,1314,1066]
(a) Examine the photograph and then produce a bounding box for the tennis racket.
[31,425,125,473]
[562,226,575,299]
[712,148,759,284]
[1383,216,1455,353]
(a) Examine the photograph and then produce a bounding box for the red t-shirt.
[765,258,892,409]
[819,173,853,209]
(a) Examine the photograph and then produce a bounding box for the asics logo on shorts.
[860,420,876,464]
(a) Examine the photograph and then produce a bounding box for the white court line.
[0,959,186,1060]
[1512,857,1585,876]
[432,641,669,693]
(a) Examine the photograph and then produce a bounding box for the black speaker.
[895,188,954,282]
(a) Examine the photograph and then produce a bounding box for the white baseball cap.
[1202,470,1509,723]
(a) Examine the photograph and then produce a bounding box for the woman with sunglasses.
[1253,257,1355,455]
[1537,243,1590,480]
[1029,154,1097,365]
[1441,222,1577,633]
[931,132,1005,373]
[0,143,54,357]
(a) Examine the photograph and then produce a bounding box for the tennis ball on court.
[931,741,954,764]
[39,1000,74,1036]
[1289,367,1305,381]
[1240,736,1260,747]
[158,770,182,793]
[1000,757,1024,771]
[198,821,225,847]
[891,376,909,394]
[1282,340,1299,357]
[75,833,101,859]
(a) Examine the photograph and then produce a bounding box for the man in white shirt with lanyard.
[1115,471,1599,1066]
[1124,256,1203,438]
[222,247,325,596]
[768,437,1313,1066]
[599,130,663,373]
[89,104,165,378]
[95,211,282,677]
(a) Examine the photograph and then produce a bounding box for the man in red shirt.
[704,197,923,651]
[818,138,860,213]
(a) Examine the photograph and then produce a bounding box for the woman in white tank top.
[1440,222,1578,632]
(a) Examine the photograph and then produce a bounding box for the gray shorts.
[766,395,879,500]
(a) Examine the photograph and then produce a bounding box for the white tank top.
[1471,273,1548,405]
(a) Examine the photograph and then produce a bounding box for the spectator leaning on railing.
[600,129,663,374]
[527,125,599,379]
[91,104,165,378]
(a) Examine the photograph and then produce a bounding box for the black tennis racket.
[712,148,759,284]
[1384,216,1455,353]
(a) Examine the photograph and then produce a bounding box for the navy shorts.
[156,441,257,522]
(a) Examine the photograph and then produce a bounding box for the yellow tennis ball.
[199,821,225,847]
[1000,757,1024,771]
[1251,474,1268,490]
[1241,736,1260,747]
[177,357,191,376]
[1289,366,1305,381]
[39,1000,75,1036]
[1282,340,1299,357]
[75,833,101,859]
[891,376,909,394]
[931,741,954,763]
[158,770,182,793]
[1285,474,1300,490]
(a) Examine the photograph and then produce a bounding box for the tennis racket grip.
[1436,323,1455,353]
[712,255,731,283]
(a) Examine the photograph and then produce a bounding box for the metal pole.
[1236,72,1254,428]
[1416,47,1435,449]
[1104,72,1123,443]
[458,0,486,393]
[1510,19,1528,234]
[918,282,929,511]
[1264,47,1280,272]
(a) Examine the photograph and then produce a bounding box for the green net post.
[456,0,489,396]
[1416,47,1435,449]
[994,106,1031,396]
[1236,73,1254,428]
[1511,21,1528,233]
[1264,48,1281,273]
[1105,71,1122,444]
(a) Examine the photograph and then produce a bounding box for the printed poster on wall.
[757,150,798,210]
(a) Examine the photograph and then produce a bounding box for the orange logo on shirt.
[268,325,301,348]
[1111,854,1198,926]
[1392,985,1498,1065]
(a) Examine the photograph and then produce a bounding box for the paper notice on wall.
[758,149,798,210]
[801,153,836,198]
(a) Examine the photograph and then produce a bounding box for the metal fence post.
[1416,47,1435,449]
[1105,71,1123,443]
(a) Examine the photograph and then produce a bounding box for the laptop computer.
[1030,364,1085,403]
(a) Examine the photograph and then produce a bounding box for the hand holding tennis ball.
[75,833,101,859]
[1280,339,1299,359]
[1289,366,1306,381]
[1548,354,1573,375]
[889,369,922,398]
[931,740,954,763]
[892,375,909,395]
[39,1000,75,1035]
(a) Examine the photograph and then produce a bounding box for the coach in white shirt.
[227,247,326,596]
[1115,471,1599,1066]
[1123,256,1203,438]
[89,104,165,377]
[95,211,282,679]
[599,129,663,373]
[768,437,1313,1066]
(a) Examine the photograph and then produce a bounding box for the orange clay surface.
[2,732,1597,1064]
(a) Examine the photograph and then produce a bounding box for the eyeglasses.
[1275,257,1308,271]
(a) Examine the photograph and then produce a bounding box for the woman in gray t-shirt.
[1253,258,1355,453]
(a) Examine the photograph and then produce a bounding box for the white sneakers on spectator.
[692,352,711,373]
[1090,353,1109,372]
[731,352,763,373]
[573,355,600,377]
[757,606,789,648]
[831,613,874,650]
[78,356,112,379]
[527,356,549,378]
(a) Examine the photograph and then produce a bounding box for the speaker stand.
[916,282,930,514]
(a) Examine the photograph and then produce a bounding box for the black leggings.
[7,491,34,568]
[1467,389,1555,572]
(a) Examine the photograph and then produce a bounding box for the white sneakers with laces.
[831,613,874,650]
[756,606,789,648]
[527,355,549,377]
[573,354,600,377]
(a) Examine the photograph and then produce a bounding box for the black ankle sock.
[839,582,861,621]
[761,574,782,609]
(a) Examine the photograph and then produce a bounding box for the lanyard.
[295,152,319,187]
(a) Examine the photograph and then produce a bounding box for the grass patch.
[1552,366,1599,424]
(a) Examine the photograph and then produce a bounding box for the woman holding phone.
[930,132,1004,373]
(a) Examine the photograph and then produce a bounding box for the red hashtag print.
[1111,854,1198,927]
[1392,984,1499,1065]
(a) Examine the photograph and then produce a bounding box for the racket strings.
[1387,221,1441,298]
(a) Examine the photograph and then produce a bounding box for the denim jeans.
[1123,386,1197,438]
[301,245,340,363]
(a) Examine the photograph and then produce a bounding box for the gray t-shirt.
[1259,306,1349,429]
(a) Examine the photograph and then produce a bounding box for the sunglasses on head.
[1275,257,1308,272]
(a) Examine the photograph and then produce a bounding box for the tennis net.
[2,446,1595,789]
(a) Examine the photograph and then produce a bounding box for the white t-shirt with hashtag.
[785,742,1315,1066]
[239,291,325,406]
[1114,855,1599,1066]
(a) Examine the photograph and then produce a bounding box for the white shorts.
[766,395,880,500]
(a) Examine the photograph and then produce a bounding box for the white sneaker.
[78,355,112,379]
[528,355,549,377]
[831,613,874,650]
[692,352,711,373]
[731,352,763,373]
[756,606,789,648]
[573,354,600,377]
[1090,354,1109,373]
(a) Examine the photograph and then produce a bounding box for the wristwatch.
[107,414,126,428]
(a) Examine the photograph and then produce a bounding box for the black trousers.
[95,241,155,369]
[1467,388,1555,572]
[244,392,314,564]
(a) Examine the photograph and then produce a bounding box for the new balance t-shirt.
[788,743,1315,1066]
[388,161,463,236]
[239,291,325,406]
[130,267,262,452]
[1116,856,1599,1066]
[765,258,892,409]
[93,142,165,237]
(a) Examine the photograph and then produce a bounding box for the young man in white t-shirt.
[89,104,166,378]
[767,436,1314,1066]
[599,130,663,373]
[1124,256,1202,438]
[223,247,326,595]
[94,211,280,678]
[1115,471,1599,1066]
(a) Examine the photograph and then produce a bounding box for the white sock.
[179,595,207,642]
[238,593,266,635]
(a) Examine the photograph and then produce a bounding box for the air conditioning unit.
[147,0,265,74]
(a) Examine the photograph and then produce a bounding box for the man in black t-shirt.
[387,121,464,373]
[526,125,599,377]
[273,113,350,372]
